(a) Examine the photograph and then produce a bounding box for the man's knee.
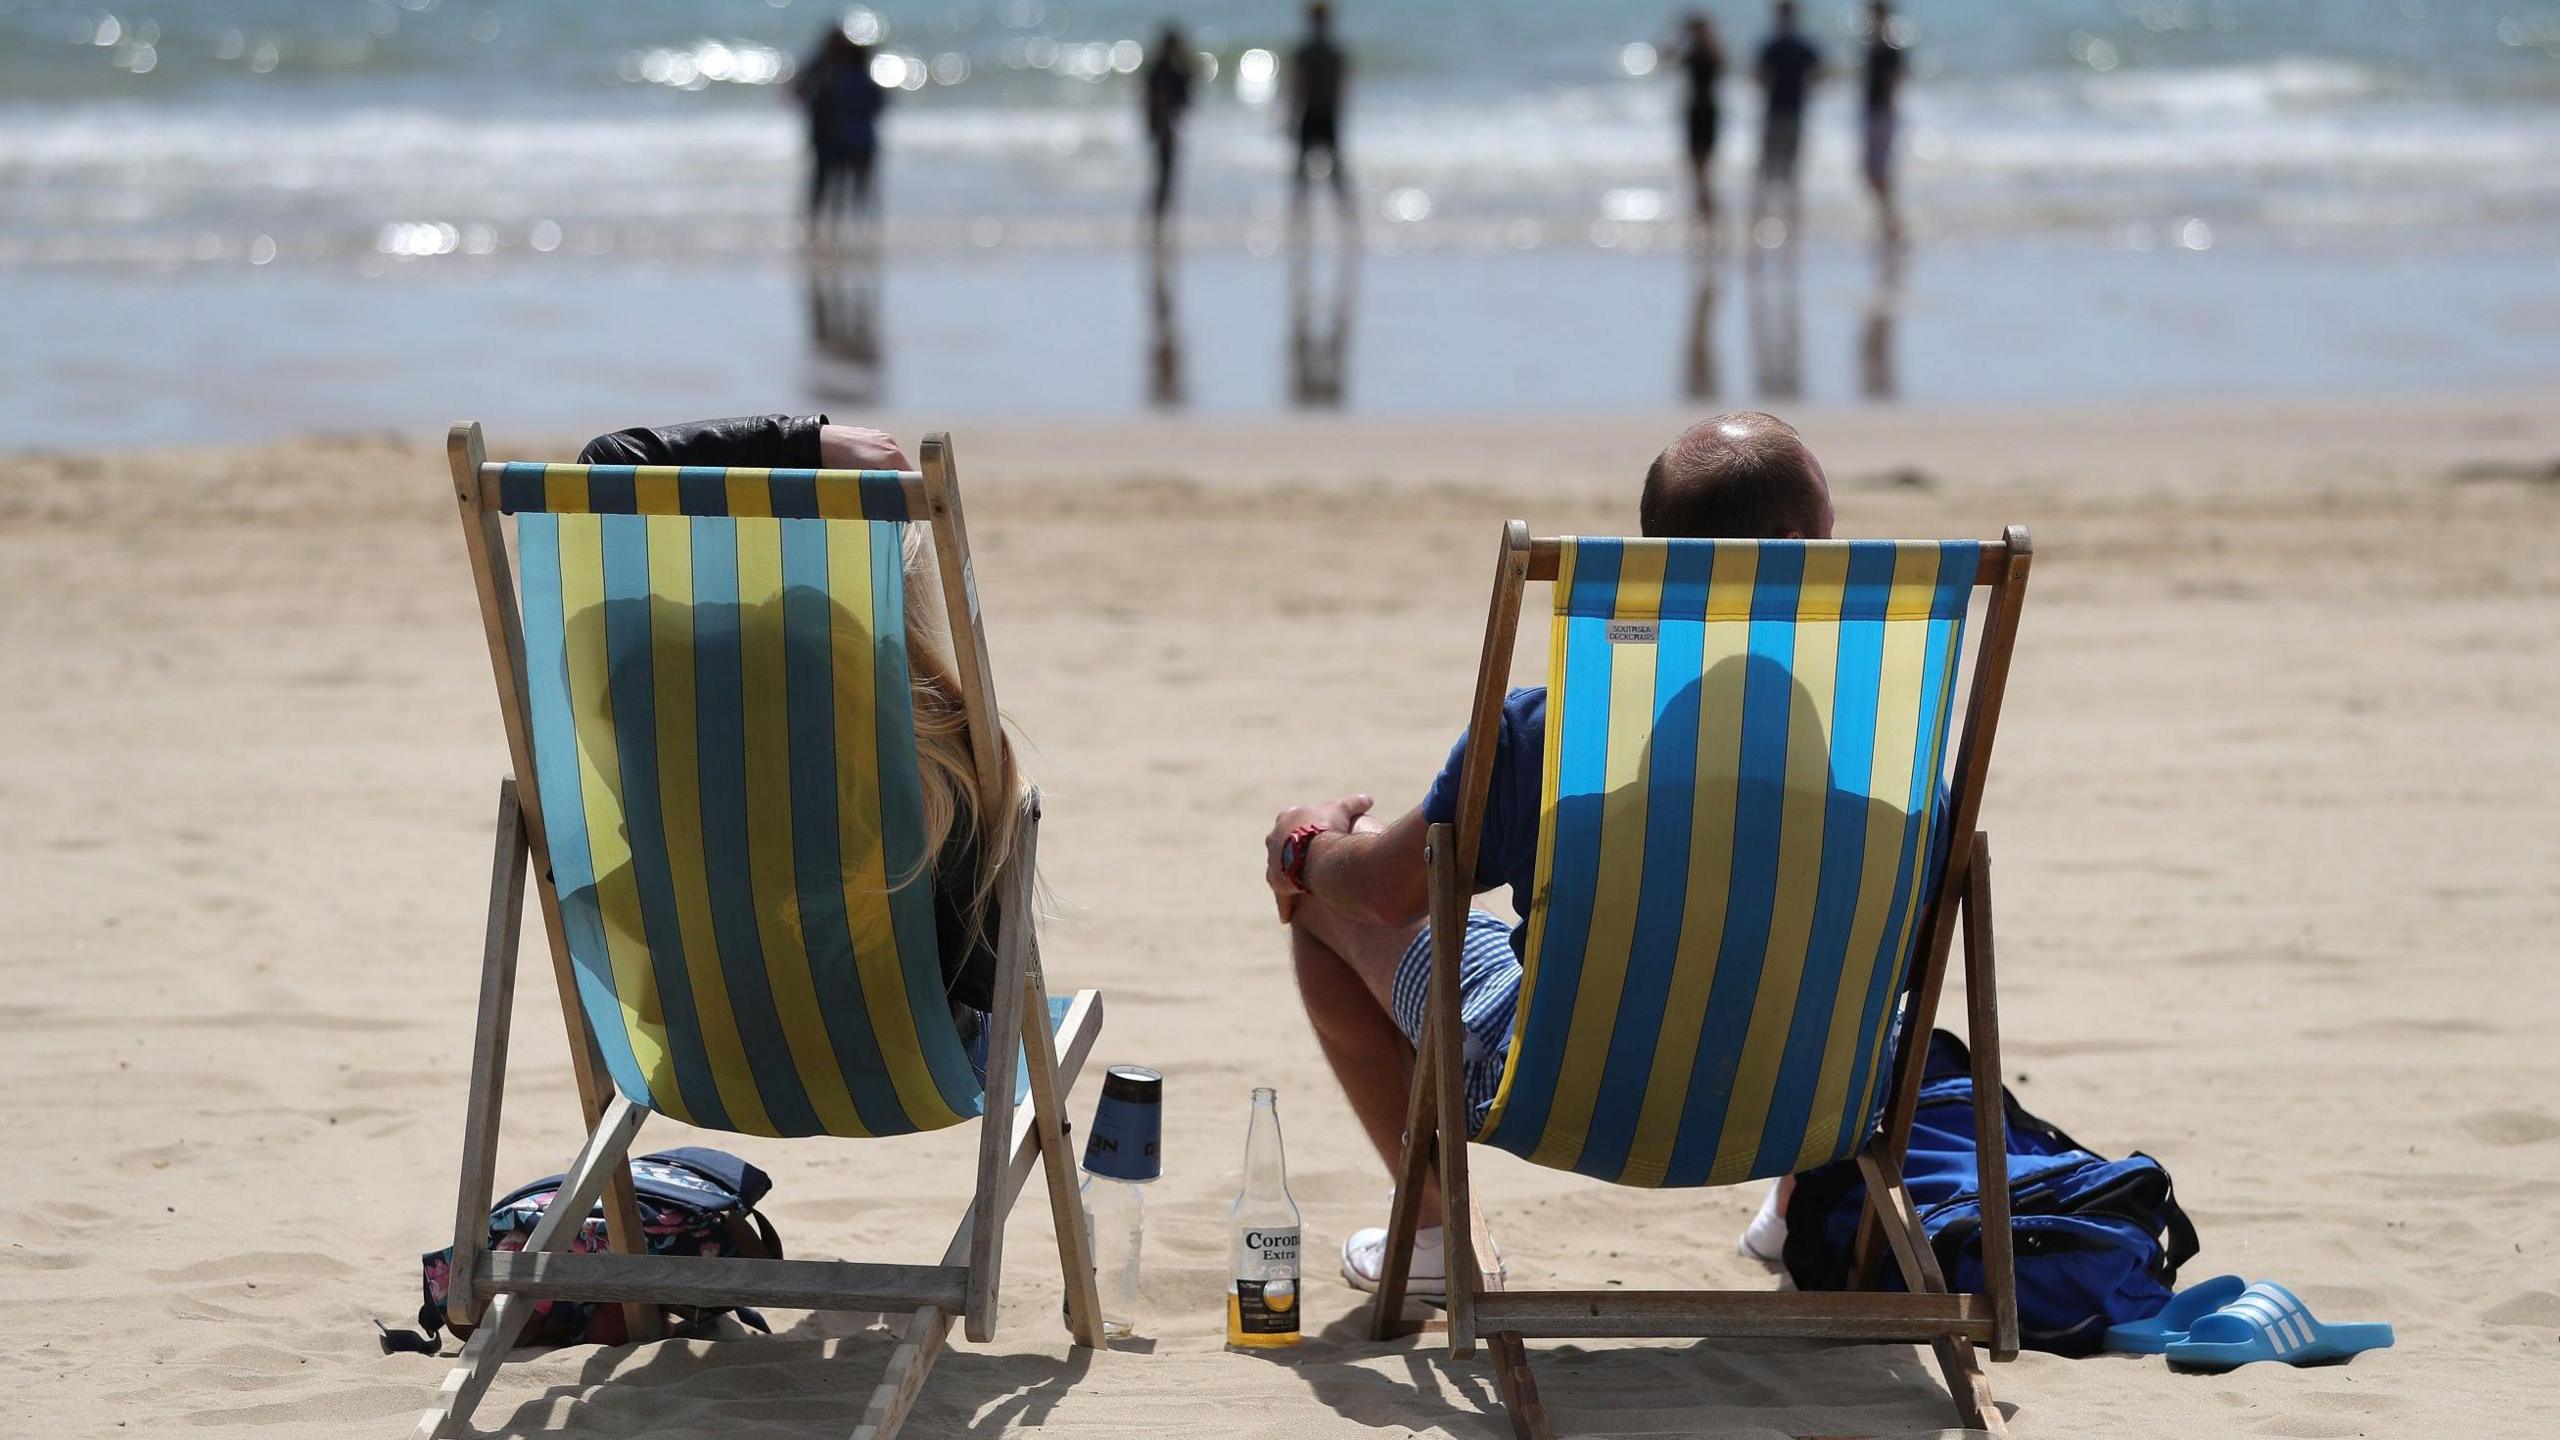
[1290,918,1351,993]
[1290,917,1389,1029]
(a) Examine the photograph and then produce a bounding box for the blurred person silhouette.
[1862,0,1909,246]
[1143,23,1197,233]
[1146,240,1187,409]
[805,250,886,408]
[796,23,892,246]
[1290,2,1355,226]
[1752,0,1822,237]
[1673,12,1726,227]
[1288,241,1355,408]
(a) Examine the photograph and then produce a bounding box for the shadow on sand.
[1223,1307,2003,1438]
[472,1312,1094,1437]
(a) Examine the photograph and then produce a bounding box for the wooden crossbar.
[478,1252,970,1315]
[1471,1290,1994,1342]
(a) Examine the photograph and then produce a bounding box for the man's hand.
[1264,794,1374,923]
[819,423,910,471]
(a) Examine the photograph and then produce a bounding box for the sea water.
[4,0,2556,441]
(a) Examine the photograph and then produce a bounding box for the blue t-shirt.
[1419,687,1546,954]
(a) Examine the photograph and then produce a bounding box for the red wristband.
[1281,823,1330,889]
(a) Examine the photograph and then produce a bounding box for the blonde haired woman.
[578,415,1024,1049]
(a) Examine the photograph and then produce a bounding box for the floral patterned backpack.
[384,1147,782,1352]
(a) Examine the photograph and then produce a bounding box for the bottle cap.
[1082,1065,1163,1182]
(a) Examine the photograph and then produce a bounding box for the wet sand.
[8,229,2558,448]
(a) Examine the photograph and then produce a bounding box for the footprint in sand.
[2458,1108,2560,1146]
[2481,1290,2560,1328]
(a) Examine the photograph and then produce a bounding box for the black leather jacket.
[578,413,827,469]
[578,415,1002,1015]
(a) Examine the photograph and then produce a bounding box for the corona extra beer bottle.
[1226,1087,1302,1348]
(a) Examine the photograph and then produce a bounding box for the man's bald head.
[1640,411,1835,540]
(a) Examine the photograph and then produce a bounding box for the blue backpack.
[1783,1030,2200,1356]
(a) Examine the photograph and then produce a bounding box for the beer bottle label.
[1233,1226,1300,1337]
[1232,1277,1299,1335]
[1240,1226,1300,1270]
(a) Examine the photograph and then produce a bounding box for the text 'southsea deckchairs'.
[1372,525,2033,1437]
[414,425,1102,1440]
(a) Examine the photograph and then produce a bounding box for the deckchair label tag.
[1607,621,1658,645]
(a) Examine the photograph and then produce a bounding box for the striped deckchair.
[414,424,1102,1440]
[1369,523,2035,1438]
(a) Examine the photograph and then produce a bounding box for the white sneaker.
[1342,1222,1508,1301]
[1342,1224,1443,1299]
[1738,1178,1789,1265]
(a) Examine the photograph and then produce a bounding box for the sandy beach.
[5,391,2557,1438]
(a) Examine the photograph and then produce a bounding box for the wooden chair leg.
[852,1308,944,1440]
[1855,1149,1942,1298]
[593,1094,661,1344]
[1932,1334,2004,1436]
[1369,1013,1439,1340]
[1021,960,1103,1348]
[964,793,1041,1346]
[1486,1332,1555,1440]
[1961,831,2020,1362]
[413,1098,648,1440]
[854,989,1102,1440]
[446,780,527,1330]
[1424,825,1480,1357]
[1858,1148,2006,1435]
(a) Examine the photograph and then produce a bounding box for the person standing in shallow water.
[795,26,891,245]
[1862,0,1910,247]
[1289,2,1354,221]
[1142,24,1197,233]
[1676,12,1726,227]
[1753,0,1822,235]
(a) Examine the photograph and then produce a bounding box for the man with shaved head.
[1261,411,1833,1300]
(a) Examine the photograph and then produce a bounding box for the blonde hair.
[895,525,1023,942]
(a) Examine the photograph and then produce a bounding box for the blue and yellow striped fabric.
[497,462,913,523]
[509,479,981,1139]
[1475,538,1977,1188]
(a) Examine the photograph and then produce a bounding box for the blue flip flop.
[2103,1273,2246,1354]
[2163,1282,2394,1371]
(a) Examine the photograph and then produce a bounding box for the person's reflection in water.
[1287,234,1357,409]
[805,250,886,408]
[1145,236,1187,410]
[1860,238,1904,401]
[1745,237,1802,401]
[1683,243,1721,402]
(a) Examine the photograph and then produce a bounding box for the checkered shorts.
[1389,908,1523,1134]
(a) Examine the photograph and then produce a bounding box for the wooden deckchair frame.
[1369,522,2034,1438]
[415,424,1102,1440]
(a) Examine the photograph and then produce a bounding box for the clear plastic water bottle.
[1227,1087,1302,1349]
[1074,1065,1161,1339]
[1080,1173,1143,1339]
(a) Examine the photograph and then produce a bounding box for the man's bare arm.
[1299,804,1431,928]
